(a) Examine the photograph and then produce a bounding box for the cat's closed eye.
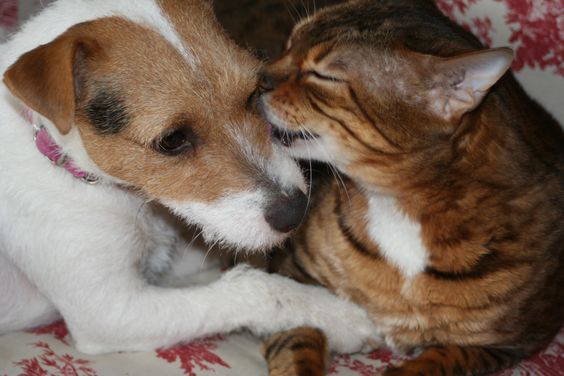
[301,70,344,83]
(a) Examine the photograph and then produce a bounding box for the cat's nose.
[258,71,276,92]
[259,71,289,92]
[264,189,308,233]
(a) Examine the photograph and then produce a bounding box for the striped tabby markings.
[304,83,401,156]
[304,42,401,152]
[334,191,382,261]
[263,327,329,376]
[383,345,524,376]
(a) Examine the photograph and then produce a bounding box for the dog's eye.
[154,126,197,156]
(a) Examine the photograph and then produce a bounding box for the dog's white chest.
[365,195,428,277]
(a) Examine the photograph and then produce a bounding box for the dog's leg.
[3,197,378,354]
[57,263,379,355]
[9,232,378,355]
[0,253,59,332]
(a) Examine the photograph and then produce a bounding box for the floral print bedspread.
[1,0,563,375]
[1,321,562,376]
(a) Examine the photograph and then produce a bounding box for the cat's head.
[258,0,513,186]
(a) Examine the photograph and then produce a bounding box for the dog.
[0,0,377,355]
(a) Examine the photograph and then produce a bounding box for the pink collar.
[24,108,99,184]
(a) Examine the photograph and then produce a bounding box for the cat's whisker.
[285,1,300,25]
[331,163,352,208]
[304,125,352,208]
[201,237,220,268]
[301,0,310,19]
[300,129,314,215]
[188,228,205,249]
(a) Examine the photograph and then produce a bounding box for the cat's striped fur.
[258,0,564,375]
[263,327,329,376]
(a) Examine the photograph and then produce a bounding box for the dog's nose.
[265,190,308,233]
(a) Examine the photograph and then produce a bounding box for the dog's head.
[3,0,307,251]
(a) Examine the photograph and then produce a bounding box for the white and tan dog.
[0,0,377,355]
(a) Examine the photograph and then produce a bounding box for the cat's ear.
[427,47,513,122]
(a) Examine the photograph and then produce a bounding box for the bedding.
[1,0,562,374]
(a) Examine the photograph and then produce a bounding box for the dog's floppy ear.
[3,29,100,135]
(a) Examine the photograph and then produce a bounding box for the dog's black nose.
[265,190,308,233]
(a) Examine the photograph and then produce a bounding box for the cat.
[256,0,564,375]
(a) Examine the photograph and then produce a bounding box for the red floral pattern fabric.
[436,0,564,75]
[13,342,97,376]
[157,336,231,376]
[331,329,564,375]
[1,320,562,375]
[0,0,17,29]
[28,321,71,345]
[1,0,563,375]
[6,321,233,376]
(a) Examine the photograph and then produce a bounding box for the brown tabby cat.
[257,0,564,375]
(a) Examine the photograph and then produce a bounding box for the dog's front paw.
[220,265,381,353]
[313,299,381,354]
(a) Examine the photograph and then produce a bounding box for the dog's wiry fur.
[0,0,378,354]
